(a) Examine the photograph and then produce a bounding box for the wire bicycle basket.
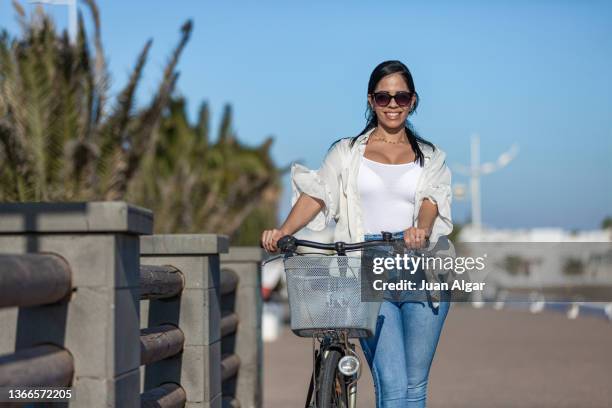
[283,254,381,338]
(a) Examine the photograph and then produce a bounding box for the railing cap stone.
[220,246,265,262]
[0,201,153,235]
[141,234,229,255]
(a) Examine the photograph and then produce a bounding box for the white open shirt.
[289,127,455,305]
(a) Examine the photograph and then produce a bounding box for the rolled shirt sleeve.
[290,142,344,231]
[422,148,453,241]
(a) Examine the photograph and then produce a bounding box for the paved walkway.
[264,305,612,407]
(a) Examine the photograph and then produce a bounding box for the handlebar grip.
[277,235,297,253]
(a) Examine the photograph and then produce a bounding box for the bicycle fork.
[305,333,360,408]
[347,382,357,407]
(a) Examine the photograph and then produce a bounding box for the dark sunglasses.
[371,91,413,107]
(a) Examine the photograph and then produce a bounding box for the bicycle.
[272,231,406,408]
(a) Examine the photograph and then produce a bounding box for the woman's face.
[367,73,415,130]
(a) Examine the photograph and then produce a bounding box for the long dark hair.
[333,60,435,166]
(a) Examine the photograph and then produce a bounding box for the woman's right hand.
[260,228,290,253]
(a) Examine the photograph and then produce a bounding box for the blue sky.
[1,0,611,230]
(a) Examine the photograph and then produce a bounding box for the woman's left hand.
[403,227,430,249]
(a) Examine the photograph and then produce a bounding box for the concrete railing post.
[140,234,229,408]
[0,201,152,407]
[220,247,264,408]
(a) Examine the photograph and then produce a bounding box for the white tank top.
[357,156,423,235]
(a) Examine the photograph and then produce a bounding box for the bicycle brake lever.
[261,254,284,266]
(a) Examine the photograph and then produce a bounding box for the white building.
[459,225,611,243]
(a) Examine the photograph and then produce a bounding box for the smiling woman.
[261,59,454,407]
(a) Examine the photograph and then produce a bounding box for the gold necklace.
[369,130,408,145]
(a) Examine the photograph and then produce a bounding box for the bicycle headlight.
[338,355,360,376]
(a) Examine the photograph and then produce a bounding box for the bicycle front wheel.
[317,349,348,408]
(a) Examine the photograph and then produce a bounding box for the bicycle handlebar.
[278,231,407,255]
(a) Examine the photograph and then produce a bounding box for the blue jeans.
[359,231,451,408]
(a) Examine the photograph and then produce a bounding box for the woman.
[261,60,453,407]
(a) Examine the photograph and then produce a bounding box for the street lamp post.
[455,134,519,236]
[454,135,518,309]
